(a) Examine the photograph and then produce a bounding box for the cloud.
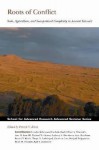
[0,27,19,31]
[0,27,99,68]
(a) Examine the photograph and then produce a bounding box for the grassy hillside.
[0,54,99,106]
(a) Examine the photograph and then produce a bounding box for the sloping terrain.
[0,54,99,108]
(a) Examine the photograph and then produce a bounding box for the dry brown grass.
[0,54,99,106]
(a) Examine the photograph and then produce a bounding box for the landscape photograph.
[0,27,99,117]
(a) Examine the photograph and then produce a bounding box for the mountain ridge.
[0,54,99,69]
[0,54,99,105]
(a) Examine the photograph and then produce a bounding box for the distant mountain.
[0,54,99,107]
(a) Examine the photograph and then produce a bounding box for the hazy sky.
[0,27,99,68]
